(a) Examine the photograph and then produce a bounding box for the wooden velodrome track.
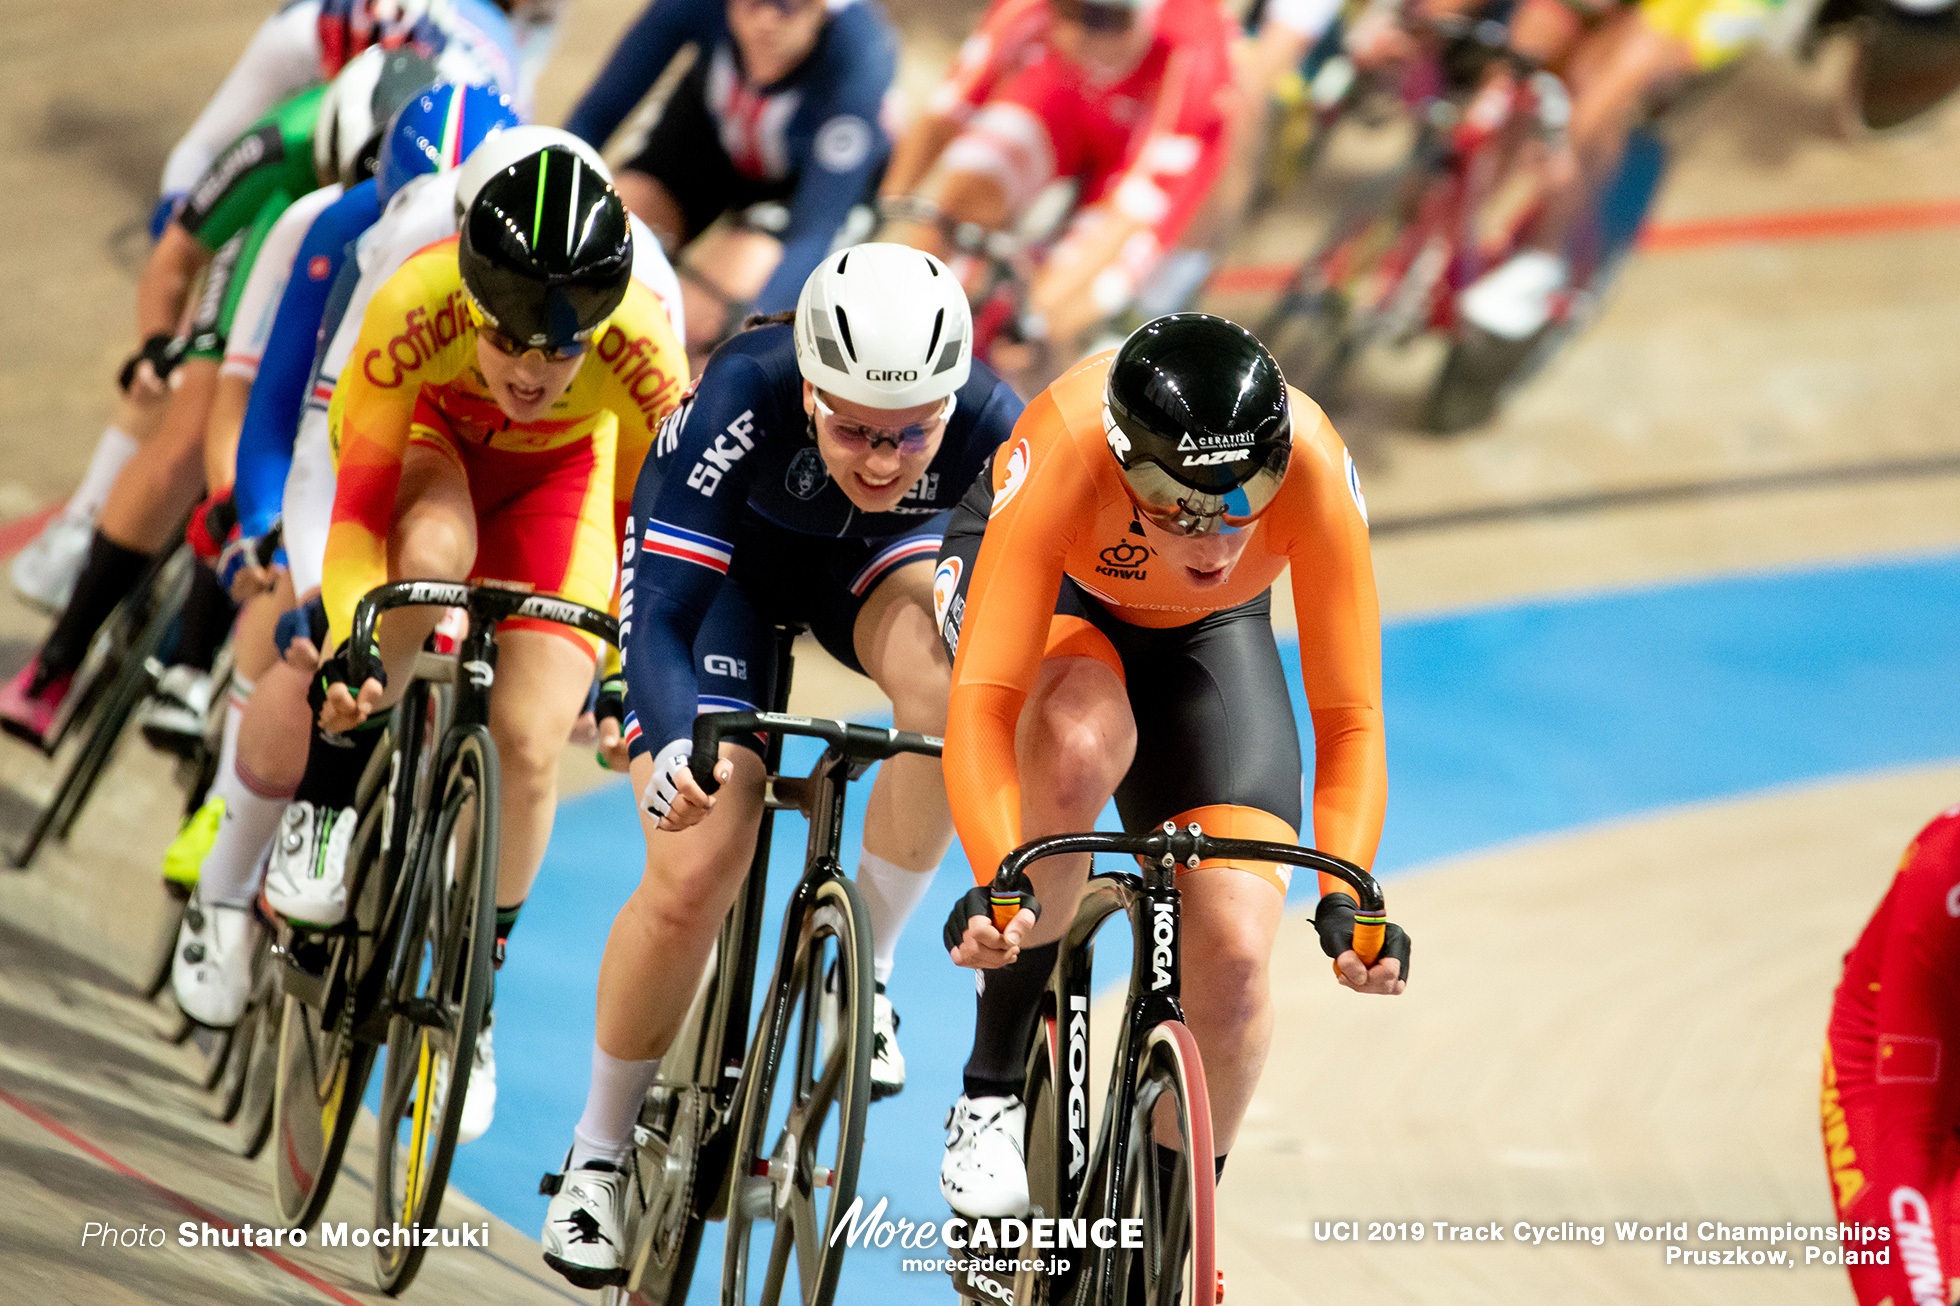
[2,3,1958,1303]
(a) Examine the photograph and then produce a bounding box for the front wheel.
[722,877,873,1306]
[372,728,500,1296]
[1108,1021,1216,1306]
[1010,1015,1082,1306]
[270,992,377,1229]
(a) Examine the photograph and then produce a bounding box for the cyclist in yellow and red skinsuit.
[931,314,1409,1219]
[260,147,687,1143]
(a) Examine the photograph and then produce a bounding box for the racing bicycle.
[594,639,943,1306]
[269,580,602,1295]
[954,823,1386,1306]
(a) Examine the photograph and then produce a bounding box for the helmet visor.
[1118,457,1286,536]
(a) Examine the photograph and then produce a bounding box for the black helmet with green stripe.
[459,146,632,352]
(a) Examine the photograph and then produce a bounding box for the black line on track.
[1369,451,1960,538]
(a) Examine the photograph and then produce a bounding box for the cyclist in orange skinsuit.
[932,313,1409,1220]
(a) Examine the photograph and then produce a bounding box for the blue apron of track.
[444,549,1960,1302]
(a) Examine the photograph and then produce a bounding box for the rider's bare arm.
[137,224,213,343]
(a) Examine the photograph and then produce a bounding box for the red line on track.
[0,501,62,559]
[1208,195,1960,295]
[0,1084,368,1306]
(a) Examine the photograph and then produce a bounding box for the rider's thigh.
[100,360,219,550]
[1567,7,1695,131]
[388,438,478,583]
[1018,650,1138,823]
[487,628,597,792]
[855,559,951,732]
[233,573,294,682]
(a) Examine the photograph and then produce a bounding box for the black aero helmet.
[459,146,632,352]
[1103,314,1292,536]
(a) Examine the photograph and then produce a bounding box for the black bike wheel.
[723,876,874,1306]
[371,727,500,1296]
[270,991,378,1229]
[215,933,273,1123]
[11,558,182,866]
[1108,1021,1216,1306]
[141,886,189,1001]
[236,951,283,1157]
[1010,1019,1075,1306]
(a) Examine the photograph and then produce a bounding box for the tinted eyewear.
[813,390,956,453]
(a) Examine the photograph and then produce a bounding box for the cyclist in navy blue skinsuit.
[565,0,897,354]
[539,246,1021,1289]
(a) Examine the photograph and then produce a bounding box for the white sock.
[570,1045,661,1169]
[65,425,140,525]
[214,677,250,785]
[198,740,295,908]
[856,852,938,987]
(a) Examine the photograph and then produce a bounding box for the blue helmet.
[375,82,521,206]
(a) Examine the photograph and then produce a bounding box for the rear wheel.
[722,877,873,1306]
[1108,1021,1215,1306]
[372,728,500,1296]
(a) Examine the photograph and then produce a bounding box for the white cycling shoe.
[139,664,214,745]
[262,801,355,926]
[940,1094,1029,1218]
[170,892,260,1028]
[540,1151,634,1288]
[458,1018,496,1144]
[818,965,906,1100]
[10,512,92,613]
[1459,250,1570,342]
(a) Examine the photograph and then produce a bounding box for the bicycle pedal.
[394,997,452,1032]
[272,937,331,1007]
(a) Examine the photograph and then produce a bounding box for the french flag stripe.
[697,695,757,714]
[849,535,943,596]
[643,521,733,573]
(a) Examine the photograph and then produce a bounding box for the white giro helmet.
[453,124,611,224]
[794,243,971,409]
[314,45,449,187]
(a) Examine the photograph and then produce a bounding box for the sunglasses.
[812,390,956,453]
[474,318,591,364]
[1121,462,1285,537]
[1051,0,1137,32]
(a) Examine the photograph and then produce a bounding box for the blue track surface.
[453,549,1960,1302]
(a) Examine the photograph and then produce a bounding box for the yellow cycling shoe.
[162,796,225,889]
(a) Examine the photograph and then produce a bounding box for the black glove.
[593,672,626,729]
[310,633,386,714]
[943,882,1042,953]
[1312,892,1413,983]
[118,333,181,392]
